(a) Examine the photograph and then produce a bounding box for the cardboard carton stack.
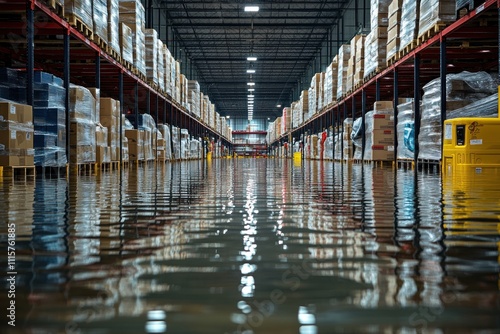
[95,124,110,164]
[300,90,309,123]
[386,0,403,62]
[188,81,201,118]
[144,29,158,85]
[347,35,365,92]
[0,102,34,167]
[364,0,390,79]
[157,41,165,92]
[69,84,97,164]
[343,118,353,160]
[119,22,134,64]
[418,0,455,39]
[323,58,338,107]
[125,128,144,162]
[121,114,129,162]
[336,44,351,100]
[308,73,323,118]
[364,101,395,161]
[282,107,291,134]
[354,36,366,87]
[118,0,146,76]
[399,0,420,52]
[100,98,120,161]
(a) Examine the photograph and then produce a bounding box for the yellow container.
[293,151,302,161]
[442,117,500,175]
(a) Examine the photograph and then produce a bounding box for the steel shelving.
[0,0,232,164]
[271,0,499,168]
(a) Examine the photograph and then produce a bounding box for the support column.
[95,54,101,89]
[64,31,70,163]
[440,37,447,156]
[376,79,381,101]
[119,71,123,163]
[135,82,139,128]
[414,54,421,163]
[393,69,399,162]
[361,89,367,161]
[26,2,34,106]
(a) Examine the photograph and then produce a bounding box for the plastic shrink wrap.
[399,0,420,51]
[119,0,146,76]
[418,0,455,38]
[107,0,121,56]
[418,71,497,160]
[396,100,415,159]
[336,45,351,100]
[180,128,189,160]
[69,84,97,164]
[144,29,158,84]
[0,101,34,167]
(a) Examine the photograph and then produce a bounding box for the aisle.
[0,159,499,333]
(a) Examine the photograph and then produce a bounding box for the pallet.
[121,59,134,72]
[148,80,160,92]
[417,159,441,173]
[97,161,120,171]
[396,159,415,170]
[35,165,68,178]
[107,46,122,63]
[456,0,485,19]
[398,40,418,59]
[417,23,448,46]
[387,53,399,67]
[0,166,36,178]
[42,0,64,18]
[92,34,108,52]
[64,13,93,40]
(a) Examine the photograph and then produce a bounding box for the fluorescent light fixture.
[248,95,254,98]
[277,104,282,108]
[247,57,257,61]
[246,69,256,74]
[248,88,255,92]
[226,115,230,119]
[244,6,259,12]
[247,82,255,86]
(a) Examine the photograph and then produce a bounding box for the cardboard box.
[369,145,395,161]
[387,25,400,42]
[372,129,395,145]
[373,114,395,130]
[125,129,143,144]
[0,101,32,123]
[0,155,34,167]
[100,98,117,117]
[374,101,394,111]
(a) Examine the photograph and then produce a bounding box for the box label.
[10,105,16,114]
[470,139,482,145]
[11,130,16,139]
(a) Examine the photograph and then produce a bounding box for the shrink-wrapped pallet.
[69,84,96,164]
[119,0,146,76]
[92,0,108,44]
[157,41,165,92]
[396,100,415,159]
[418,0,455,39]
[107,0,120,56]
[336,45,351,99]
[323,59,338,107]
[120,22,133,64]
[0,102,34,167]
[399,0,420,51]
[64,0,93,29]
[144,29,158,84]
[386,0,403,61]
[418,71,497,160]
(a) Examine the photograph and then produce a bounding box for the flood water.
[1,159,499,334]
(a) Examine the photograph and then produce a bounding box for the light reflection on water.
[0,159,499,333]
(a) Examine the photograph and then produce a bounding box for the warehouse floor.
[1,159,499,333]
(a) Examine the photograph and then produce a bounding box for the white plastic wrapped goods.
[418,0,455,38]
[418,71,497,160]
[107,0,120,55]
[396,100,415,159]
[64,0,93,29]
[171,125,180,159]
[364,29,387,79]
[336,45,351,100]
[144,29,158,84]
[92,0,108,43]
[180,128,189,160]
[324,60,338,106]
[371,0,391,29]
[447,93,498,119]
[324,135,334,160]
[119,0,146,75]
[400,0,419,50]
[157,41,165,91]
[69,85,97,163]
[158,124,172,160]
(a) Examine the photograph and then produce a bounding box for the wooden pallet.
[64,13,93,40]
[148,80,160,92]
[397,159,415,169]
[92,34,108,52]
[0,166,36,178]
[97,161,120,171]
[107,46,122,63]
[417,159,441,172]
[43,0,64,17]
[387,53,399,67]
[35,165,68,178]
[398,40,418,59]
[417,23,448,46]
[69,162,97,174]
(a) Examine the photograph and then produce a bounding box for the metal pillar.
[413,54,421,163]
[376,79,381,101]
[440,38,447,155]
[361,89,367,161]
[351,95,356,122]
[135,82,139,128]
[146,90,151,115]
[26,2,34,106]
[64,31,70,163]
[393,69,399,162]
[341,104,345,161]
[119,71,123,163]
[95,54,101,89]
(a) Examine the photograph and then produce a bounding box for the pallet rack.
[270,0,499,170]
[0,0,232,170]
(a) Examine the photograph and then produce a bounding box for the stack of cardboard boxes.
[144,29,159,85]
[0,102,34,167]
[364,0,390,79]
[346,35,365,92]
[64,0,93,29]
[364,101,395,161]
[92,0,108,45]
[323,59,338,107]
[343,118,353,160]
[188,80,201,118]
[157,41,166,92]
[308,73,323,118]
[336,44,351,100]
[100,98,121,162]
[107,0,121,57]
[69,85,97,164]
[119,0,146,76]
[353,35,366,88]
[399,0,420,52]
[386,0,403,62]
[125,128,144,162]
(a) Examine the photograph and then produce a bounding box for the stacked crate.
[174,61,181,103]
[336,44,351,100]
[157,41,165,92]
[119,22,134,65]
[95,124,110,164]
[92,0,108,45]
[354,36,366,87]
[282,107,291,134]
[125,128,144,162]
[300,90,309,123]
[399,0,420,53]
[323,59,338,107]
[364,0,390,79]
[144,29,158,85]
[0,101,34,167]
[107,0,121,57]
[343,118,353,160]
[396,99,415,160]
[364,101,395,161]
[308,73,323,118]
[119,0,146,76]
[69,85,97,164]
[188,81,200,118]
[158,124,172,161]
[347,35,365,92]
[180,74,189,110]
[121,115,129,162]
[164,48,173,96]
[386,0,403,62]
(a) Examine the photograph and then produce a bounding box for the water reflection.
[0,159,499,333]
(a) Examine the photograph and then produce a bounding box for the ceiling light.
[247,57,257,61]
[244,6,259,12]
[247,82,255,86]
[277,104,282,108]
[248,88,255,92]
[226,115,230,119]
[246,69,256,74]
[248,95,254,98]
